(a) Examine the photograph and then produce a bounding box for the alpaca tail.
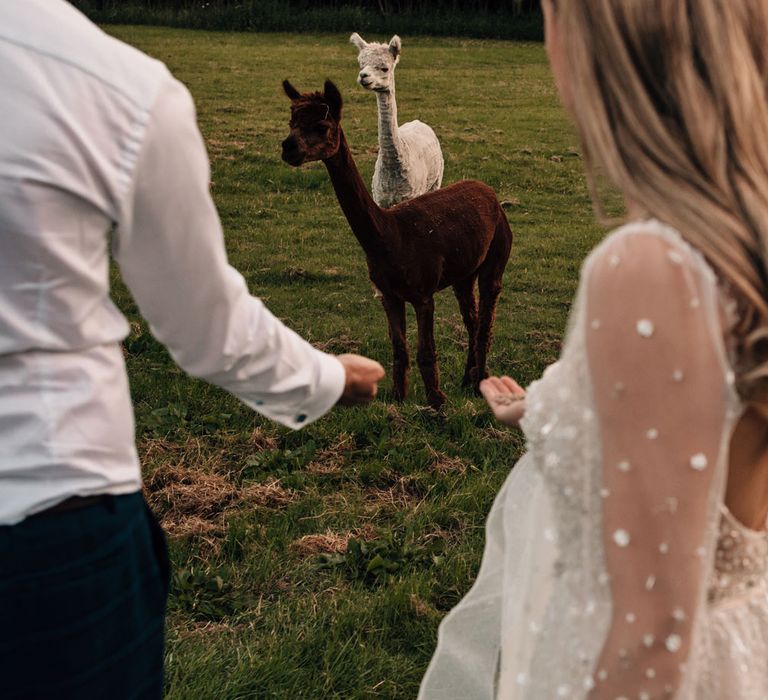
[493,205,514,265]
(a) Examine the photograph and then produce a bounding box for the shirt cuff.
[291,351,346,429]
[257,351,346,430]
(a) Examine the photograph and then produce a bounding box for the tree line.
[70,0,543,40]
[81,0,540,14]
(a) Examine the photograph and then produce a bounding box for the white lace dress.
[419,220,768,699]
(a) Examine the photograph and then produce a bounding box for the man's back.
[0,0,168,355]
[0,0,169,523]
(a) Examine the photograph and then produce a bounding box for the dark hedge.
[69,1,544,41]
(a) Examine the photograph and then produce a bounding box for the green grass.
[105,25,622,699]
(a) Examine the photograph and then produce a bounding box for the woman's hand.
[480,376,526,427]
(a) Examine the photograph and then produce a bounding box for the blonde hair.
[554,0,768,405]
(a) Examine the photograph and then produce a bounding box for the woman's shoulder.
[583,218,719,288]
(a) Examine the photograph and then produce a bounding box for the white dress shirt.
[0,0,346,525]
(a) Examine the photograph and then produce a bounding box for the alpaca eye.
[381,67,389,72]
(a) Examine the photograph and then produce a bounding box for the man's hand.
[479,375,526,427]
[336,354,385,406]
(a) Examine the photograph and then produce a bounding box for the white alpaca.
[350,32,444,209]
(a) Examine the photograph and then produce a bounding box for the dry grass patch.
[419,527,455,547]
[249,427,279,452]
[525,328,562,363]
[428,447,468,476]
[173,619,246,641]
[312,334,362,354]
[363,476,424,515]
[306,432,355,475]
[443,316,470,350]
[385,404,409,431]
[144,462,295,543]
[290,524,378,556]
[481,425,517,442]
[241,479,296,508]
[409,593,438,619]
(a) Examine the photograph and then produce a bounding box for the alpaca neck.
[324,129,386,256]
[376,84,404,169]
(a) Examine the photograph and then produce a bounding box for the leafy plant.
[170,566,250,621]
[243,440,317,474]
[139,402,189,436]
[137,401,233,437]
[315,533,445,585]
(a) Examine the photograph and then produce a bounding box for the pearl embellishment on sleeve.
[690,453,708,471]
[613,529,631,547]
[636,319,655,337]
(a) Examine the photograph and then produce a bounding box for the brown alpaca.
[281,79,513,409]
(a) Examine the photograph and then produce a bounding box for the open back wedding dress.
[419,220,768,699]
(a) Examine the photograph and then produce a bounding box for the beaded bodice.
[709,508,768,605]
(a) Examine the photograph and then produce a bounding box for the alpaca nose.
[359,71,368,80]
[281,136,301,164]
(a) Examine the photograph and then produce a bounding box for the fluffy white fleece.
[350,32,444,208]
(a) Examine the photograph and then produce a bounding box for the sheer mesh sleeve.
[584,227,732,698]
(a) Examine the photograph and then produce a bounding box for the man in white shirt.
[0,1,384,697]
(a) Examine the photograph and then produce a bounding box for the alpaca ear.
[388,35,402,59]
[349,32,367,51]
[282,79,301,101]
[323,79,343,121]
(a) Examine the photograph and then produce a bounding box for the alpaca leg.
[414,298,447,409]
[381,295,409,401]
[452,276,479,388]
[473,221,512,391]
[473,275,502,392]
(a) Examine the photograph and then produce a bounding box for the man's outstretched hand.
[336,354,386,406]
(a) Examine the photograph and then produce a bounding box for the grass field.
[105,25,621,698]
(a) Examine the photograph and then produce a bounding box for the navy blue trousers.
[0,492,169,699]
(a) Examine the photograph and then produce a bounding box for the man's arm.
[114,77,382,428]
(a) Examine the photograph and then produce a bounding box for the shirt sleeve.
[583,227,733,698]
[112,77,345,430]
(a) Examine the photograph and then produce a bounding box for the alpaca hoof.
[470,367,489,385]
[392,388,407,402]
[460,373,474,389]
[427,392,447,410]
